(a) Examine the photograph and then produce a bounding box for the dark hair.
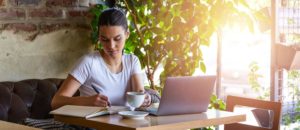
[98,8,128,31]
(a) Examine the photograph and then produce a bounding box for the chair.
[224,95,281,130]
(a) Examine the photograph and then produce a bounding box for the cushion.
[22,118,92,130]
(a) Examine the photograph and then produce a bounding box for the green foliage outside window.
[90,0,254,91]
[248,61,269,100]
[282,70,300,127]
[90,1,257,129]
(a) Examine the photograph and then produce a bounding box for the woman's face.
[99,26,129,58]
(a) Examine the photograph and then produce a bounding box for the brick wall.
[0,0,94,81]
[0,0,91,41]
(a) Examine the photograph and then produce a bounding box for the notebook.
[50,105,129,119]
[147,75,216,116]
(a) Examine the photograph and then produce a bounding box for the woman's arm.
[130,73,152,107]
[51,75,110,109]
[130,73,144,92]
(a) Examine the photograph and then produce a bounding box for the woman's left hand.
[141,93,151,107]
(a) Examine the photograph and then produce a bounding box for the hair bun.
[106,0,117,8]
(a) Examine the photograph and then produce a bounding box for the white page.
[50,105,129,118]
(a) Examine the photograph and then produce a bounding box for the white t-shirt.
[70,51,142,106]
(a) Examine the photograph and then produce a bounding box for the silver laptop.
[147,75,216,116]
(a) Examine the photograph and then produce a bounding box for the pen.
[91,84,100,93]
[91,85,111,107]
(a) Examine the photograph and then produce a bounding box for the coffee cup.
[126,92,145,110]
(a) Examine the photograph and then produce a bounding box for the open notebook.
[50,105,129,119]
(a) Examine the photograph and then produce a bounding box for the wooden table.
[54,109,246,130]
[0,120,41,130]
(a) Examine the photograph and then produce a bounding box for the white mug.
[126,92,145,110]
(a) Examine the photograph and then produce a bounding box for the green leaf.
[200,62,206,73]
[210,94,217,102]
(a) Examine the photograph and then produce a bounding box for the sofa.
[0,79,67,124]
[0,78,160,128]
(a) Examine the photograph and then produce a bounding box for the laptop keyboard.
[146,107,157,113]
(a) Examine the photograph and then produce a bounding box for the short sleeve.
[69,54,92,84]
[131,55,142,75]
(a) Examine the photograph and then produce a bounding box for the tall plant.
[282,70,300,126]
[248,61,269,100]
[90,0,254,90]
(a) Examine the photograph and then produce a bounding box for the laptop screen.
[155,75,216,116]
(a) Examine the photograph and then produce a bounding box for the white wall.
[0,29,93,81]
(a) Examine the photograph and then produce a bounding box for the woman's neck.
[100,50,123,73]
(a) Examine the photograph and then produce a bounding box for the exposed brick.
[46,0,78,7]
[82,9,92,17]
[7,0,16,6]
[40,23,71,33]
[75,22,90,30]
[0,0,5,6]
[68,8,90,17]
[29,9,62,18]
[26,32,39,41]
[8,0,41,6]
[5,23,37,33]
[0,24,8,31]
[63,0,77,7]
[68,10,82,17]
[18,0,41,5]
[45,0,62,7]
[0,8,25,20]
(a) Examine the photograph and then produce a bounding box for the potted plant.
[90,0,256,110]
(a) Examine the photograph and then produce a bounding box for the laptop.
[147,75,216,116]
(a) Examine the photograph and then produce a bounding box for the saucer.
[118,111,149,119]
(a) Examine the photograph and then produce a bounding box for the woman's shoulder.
[77,51,100,64]
[82,51,100,59]
[123,54,139,61]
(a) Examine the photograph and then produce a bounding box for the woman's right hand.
[84,94,111,107]
[52,75,112,109]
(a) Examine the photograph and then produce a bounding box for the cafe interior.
[0,0,299,130]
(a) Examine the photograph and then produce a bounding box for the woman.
[51,8,152,109]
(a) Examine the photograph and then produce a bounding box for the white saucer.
[118,111,149,119]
